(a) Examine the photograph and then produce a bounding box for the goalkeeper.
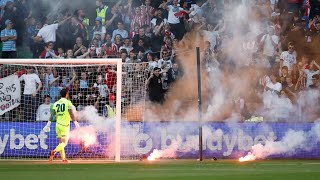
[43,88,80,162]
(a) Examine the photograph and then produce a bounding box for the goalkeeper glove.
[74,121,80,129]
[43,121,51,132]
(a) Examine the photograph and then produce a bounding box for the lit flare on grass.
[147,149,162,161]
[239,152,256,162]
[82,132,97,147]
[70,126,97,148]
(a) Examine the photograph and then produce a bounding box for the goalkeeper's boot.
[62,159,71,163]
[49,150,55,162]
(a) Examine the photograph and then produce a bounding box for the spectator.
[146,67,164,103]
[134,38,146,53]
[132,27,151,50]
[280,42,297,74]
[113,34,123,52]
[103,94,115,118]
[74,9,90,45]
[36,95,52,121]
[279,66,289,85]
[141,0,155,27]
[120,50,130,63]
[161,0,185,40]
[303,60,320,88]
[96,0,109,25]
[272,90,293,121]
[49,76,61,103]
[158,49,173,70]
[1,1,17,28]
[33,16,71,44]
[263,74,282,111]
[0,19,17,58]
[93,74,110,114]
[105,4,122,34]
[80,71,88,89]
[126,50,141,63]
[260,26,279,68]
[0,1,12,19]
[112,21,128,42]
[265,74,283,94]
[130,6,146,31]
[284,77,297,101]
[167,62,182,85]
[147,53,158,71]
[119,37,133,53]
[19,67,43,121]
[151,8,168,29]
[15,0,30,46]
[92,16,106,42]
[309,74,320,89]
[117,4,131,30]
[73,37,83,53]
[39,42,58,59]
[69,79,86,110]
[43,67,55,96]
[27,17,42,58]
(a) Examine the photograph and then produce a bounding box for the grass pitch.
[0,159,319,180]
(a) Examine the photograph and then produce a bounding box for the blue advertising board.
[0,122,319,159]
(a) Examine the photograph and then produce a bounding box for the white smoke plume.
[239,123,320,161]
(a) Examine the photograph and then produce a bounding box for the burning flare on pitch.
[70,126,97,148]
[239,152,256,162]
[147,149,162,161]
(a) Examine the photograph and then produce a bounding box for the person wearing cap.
[36,95,53,121]
[92,16,106,42]
[0,19,17,58]
[96,0,109,25]
[146,67,165,104]
[102,94,115,118]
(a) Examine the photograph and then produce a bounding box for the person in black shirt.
[146,67,164,104]
[309,74,320,89]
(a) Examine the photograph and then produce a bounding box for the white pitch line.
[258,163,299,166]
[302,163,320,165]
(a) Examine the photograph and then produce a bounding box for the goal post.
[0,58,147,162]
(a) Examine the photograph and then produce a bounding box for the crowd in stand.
[1,0,320,121]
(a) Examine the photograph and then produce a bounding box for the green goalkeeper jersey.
[52,98,74,126]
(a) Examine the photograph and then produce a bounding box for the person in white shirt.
[271,90,293,122]
[36,95,52,121]
[119,38,133,53]
[160,0,185,40]
[263,75,282,110]
[19,67,43,121]
[304,60,320,88]
[33,16,71,43]
[280,42,297,73]
[158,50,173,70]
[261,27,279,68]
[93,75,110,98]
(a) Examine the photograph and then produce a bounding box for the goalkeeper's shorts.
[56,123,70,138]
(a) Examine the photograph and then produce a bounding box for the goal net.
[0,59,149,161]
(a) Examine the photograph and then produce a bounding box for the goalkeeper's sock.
[60,148,66,160]
[54,143,66,153]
